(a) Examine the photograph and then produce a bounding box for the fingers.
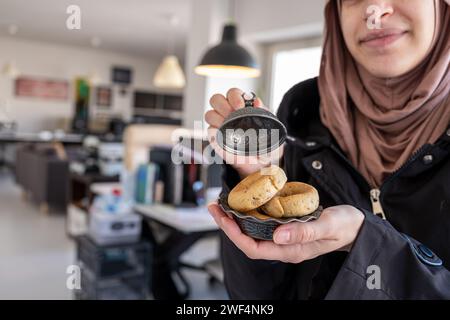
[254,241,310,263]
[273,218,333,245]
[207,90,262,129]
[209,94,234,118]
[253,97,265,109]
[272,205,364,246]
[226,88,245,110]
[207,203,338,263]
[205,88,273,173]
[207,202,226,225]
[208,203,309,262]
[208,89,266,126]
[226,88,266,110]
[208,203,363,264]
[204,110,224,128]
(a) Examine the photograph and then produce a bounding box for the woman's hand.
[208,203,365,263]
[205,88,284,178]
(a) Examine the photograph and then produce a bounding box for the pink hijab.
[318,0,450,188]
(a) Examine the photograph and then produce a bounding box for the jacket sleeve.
[326,209,450,300]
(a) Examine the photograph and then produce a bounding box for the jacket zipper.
[329,143,430,220]
[369,189,386,220]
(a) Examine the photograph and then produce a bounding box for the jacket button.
[418,244,434,259]
[306,141,317,148]
[423,155,434,165]
[312,160,323,170]
[414,244,443,267]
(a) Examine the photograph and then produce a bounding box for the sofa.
[15,143,72,212]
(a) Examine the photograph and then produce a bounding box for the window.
[267,39,322,113]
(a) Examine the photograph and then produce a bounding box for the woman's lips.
[360,29,408,48]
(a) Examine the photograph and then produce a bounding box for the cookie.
[261,182,319,218]
[228,165,287,212]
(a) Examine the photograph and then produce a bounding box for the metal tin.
[217,93,288,156]
[218,192,322,241]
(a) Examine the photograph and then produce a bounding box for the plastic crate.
[75,267,149,300]
[76,236,151,278]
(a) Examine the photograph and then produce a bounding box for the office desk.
[134,203,221,299]
[134,204,218,233]
[0,132,83,144]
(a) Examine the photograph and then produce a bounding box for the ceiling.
[0,0,191,60]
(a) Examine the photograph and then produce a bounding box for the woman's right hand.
[205,88,284,178]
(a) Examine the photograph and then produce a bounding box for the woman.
[205,0,450,299]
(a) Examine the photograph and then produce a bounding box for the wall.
[236,0,326,43]
[0,36,181,132]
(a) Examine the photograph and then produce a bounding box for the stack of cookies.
[228,165,320,219]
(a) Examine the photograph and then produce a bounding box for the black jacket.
[220,78,450,300]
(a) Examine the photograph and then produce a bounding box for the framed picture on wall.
[111,66,133,85]
[15,77,69,100]
[96,87,112,107]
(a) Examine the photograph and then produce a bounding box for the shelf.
[133,108,182,120]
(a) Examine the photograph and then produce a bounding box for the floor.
[0,168,227,300]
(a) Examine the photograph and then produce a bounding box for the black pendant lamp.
[195,23,261,78]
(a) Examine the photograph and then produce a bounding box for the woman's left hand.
[208,204,365,264]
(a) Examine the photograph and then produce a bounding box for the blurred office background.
[0,0,325,299]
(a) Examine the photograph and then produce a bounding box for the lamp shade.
[153,55,186,89]
[195,24,260,78]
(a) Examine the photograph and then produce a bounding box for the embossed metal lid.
[217,93,287,156]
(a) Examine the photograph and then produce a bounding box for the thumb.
[273,219,331,245]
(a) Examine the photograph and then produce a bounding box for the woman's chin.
[355,48,425,78]
[358,59,415,78]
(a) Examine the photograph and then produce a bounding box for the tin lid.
[217,93,287,156]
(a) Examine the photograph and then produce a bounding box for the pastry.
[228,165,287,212]
[261,182,319,218]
